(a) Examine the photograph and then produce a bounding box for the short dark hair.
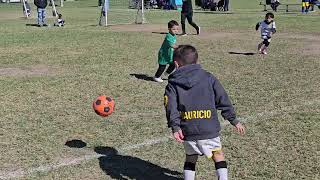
[168,20,179,29]
[174,45,198,65]
[265,12,274,19]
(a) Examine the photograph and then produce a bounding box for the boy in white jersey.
[54,14,65,27]
[255,13,276,55]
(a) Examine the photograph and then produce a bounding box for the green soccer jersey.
[158,33,176,65]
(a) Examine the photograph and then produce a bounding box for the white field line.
[113,112,162,118]
[1,100,319,179]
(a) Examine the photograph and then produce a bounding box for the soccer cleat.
[163,72,169,78]
[197,26,201,35]
[153,77,163,82]
[258,43,263,52]
[261,48,267,55]
[163,71,173,79]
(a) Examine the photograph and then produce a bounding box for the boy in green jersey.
[154,20,179,83]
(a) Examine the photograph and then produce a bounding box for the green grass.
[0,0,320,179]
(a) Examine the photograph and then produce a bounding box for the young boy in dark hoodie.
[164,45,245,180]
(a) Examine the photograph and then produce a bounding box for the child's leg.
[184,154,198,180]
[271,3,275,11]
[212,149,228,180]
[262,39,270,53]
[154,64,166,78]
[303,1,310,12]
[258,41,264,52]
[165,62,176,75]
[306,1,310,12]
[275,4,278,11]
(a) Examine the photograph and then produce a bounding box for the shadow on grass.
[65,139,87,148]
[151,32,198,36]
[228,51,256,56]
[194,11,234,14]
[130,73,155,82]
[95,146,183,180]
[88,24,100,27]
[180,33,199,36]
[152,32,167,34]
[26,24,39,27]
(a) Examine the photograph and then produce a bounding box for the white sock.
[184,160,197,180]
[184,170,196,180]
[215,161,228,180]
[216,168,228,180]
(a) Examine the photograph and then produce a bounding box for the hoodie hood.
[168,64,206,89]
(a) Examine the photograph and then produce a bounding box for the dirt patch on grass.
[108,24,167,33]
[108,24,248,40]
[287,32,320,55]
[198,31,247,40]
[304,42,320,55]
[276,32,320,55]
[283,32,320,41]
[0,65,59,77]
[0,12,25,20]
[108,25,320,43]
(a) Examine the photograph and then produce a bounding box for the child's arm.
[235,123,245,135]
[164,84,184,142]
[171,44,178,49]
[255,22,260,31]
[211,76,245,135]
[166,34,178,49]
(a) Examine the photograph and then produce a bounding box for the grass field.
[0,0,320,179]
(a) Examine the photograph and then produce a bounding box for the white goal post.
[99,0,146,26]
[50,0,58,17]
[22,0,30,18]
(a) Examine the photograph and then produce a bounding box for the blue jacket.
[164,64,239,141]
[34,0,47,8]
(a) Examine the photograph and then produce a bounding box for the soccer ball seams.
[95,100,101,105]
[104,107,110,113]
[94,109,101,116]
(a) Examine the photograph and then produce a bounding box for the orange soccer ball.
[93,95,115,117]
